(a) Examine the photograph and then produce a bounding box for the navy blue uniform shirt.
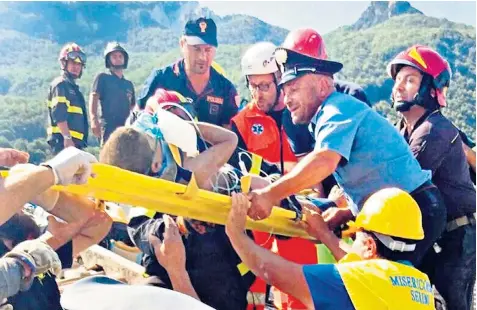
[137,59,238,126]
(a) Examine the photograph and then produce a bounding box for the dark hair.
[418,73,440,111]
[397,64,439,111]
[0,213,40,247]
[364,230,419,264]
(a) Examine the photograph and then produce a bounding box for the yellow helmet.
[348,188,424,241]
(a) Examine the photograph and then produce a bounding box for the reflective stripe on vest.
[247,291,266,307]
[47,127,84,140]
[48,96,84,114]
[336,254,435,309]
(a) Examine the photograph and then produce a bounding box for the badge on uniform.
[251,123,264,135]
[206,95,224,105]
[209,104,220,115]
[199,21,207,33]
[126,90,133,104]
[275,48,288,73]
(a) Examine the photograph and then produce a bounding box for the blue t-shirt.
[302,264,354,310]
[311,91,431,209]
[283,80,370,156]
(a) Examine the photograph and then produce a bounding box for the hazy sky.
[199,1,476,34]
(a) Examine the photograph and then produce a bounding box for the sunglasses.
[66,51,87,64]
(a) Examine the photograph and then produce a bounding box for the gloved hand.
[4,239,62,291]
[42,147,98,185]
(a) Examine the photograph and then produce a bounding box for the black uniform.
[128,215,250,310]
[47,74,88,153]
[91,71,135,144]
[398,110,476,310]
[137,59,238,127]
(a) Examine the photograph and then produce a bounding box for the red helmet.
[145,88,196,120]
[58,42,87,69]
[282,28,328,60]
[387,45,451,107]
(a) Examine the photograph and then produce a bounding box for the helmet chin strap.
[63,69,82,80]
[394,99,416,112]
[392,74,437,112]
[267,75,282,114]
[110,64,125,70]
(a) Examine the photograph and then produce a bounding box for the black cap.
[275,48,343,86]
[183,17,218,47]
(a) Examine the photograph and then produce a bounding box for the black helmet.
[104,42,129,69]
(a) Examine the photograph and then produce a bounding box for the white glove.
[42,147,98,185]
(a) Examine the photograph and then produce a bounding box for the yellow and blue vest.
[303,254,434,310]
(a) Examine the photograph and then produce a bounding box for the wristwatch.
[63,135,72,140]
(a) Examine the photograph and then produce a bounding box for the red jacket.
[232,102,317,309]
[231,102,297,173]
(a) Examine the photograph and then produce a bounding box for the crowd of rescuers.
[0,14,471,310]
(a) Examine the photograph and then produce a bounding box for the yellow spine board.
[2,164,311,239]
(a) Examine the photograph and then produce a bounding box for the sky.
[199,1,476,34]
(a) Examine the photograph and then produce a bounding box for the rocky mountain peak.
[352,1,424,30]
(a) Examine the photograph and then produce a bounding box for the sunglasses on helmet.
[66,51,87,64]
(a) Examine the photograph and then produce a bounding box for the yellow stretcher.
[4,164,312,239]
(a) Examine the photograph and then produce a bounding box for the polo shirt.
[137,59,238,126]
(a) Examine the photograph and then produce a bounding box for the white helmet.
[241,42,279,76]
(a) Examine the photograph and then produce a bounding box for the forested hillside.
[0,1,474,163]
